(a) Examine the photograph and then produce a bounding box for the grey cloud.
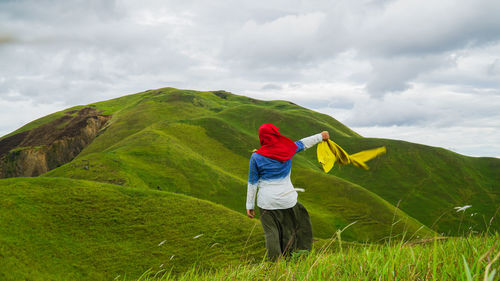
[351,125,500,157]
[366,55,453,97]
[0,3,197,105]
[342,90,500,128]
[1,0,500,156]
[487,59,500,76]
[356,0,500,57]
[261,83,282,91]
[418,46,500,92]
[424,72,500,91]
[0,0,123,24]
[344,105,432,127]
[222,12,326,68]
[215,0,500,97]
[301,99,354,111]
[350,1,500,97]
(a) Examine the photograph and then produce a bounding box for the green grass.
[0,177,265,281]
[133,234,500,281]
[329,137,500,235]
[292,169,434,241]
[8,145,45,153]
[1,86,499,279]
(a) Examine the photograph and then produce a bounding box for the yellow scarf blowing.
[317,139,386,172]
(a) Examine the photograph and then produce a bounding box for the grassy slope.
[0,177,264,281]
[184,93,499,235]
[43,88,433,241]
[329,137,500,235]
[143,235,499,281]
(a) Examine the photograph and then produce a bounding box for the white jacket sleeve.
[246,183,258,210]
[299,133,323,150]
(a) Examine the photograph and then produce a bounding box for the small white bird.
[193,234,204,239]
[158,240,167,246]
[454,205,472,212]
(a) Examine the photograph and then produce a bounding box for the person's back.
[245,123,330,260]
[248,152,297,210]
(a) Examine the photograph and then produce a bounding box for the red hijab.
[255,123,297,162]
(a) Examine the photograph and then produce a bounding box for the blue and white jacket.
[246,133,323,210]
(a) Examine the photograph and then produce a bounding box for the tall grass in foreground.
[132,234,499,281]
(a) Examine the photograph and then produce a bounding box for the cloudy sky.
[1,0,499,157]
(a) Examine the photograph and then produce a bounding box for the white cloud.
[366,55,453,96]
[0,98,66,135]
[1,0,500,157]
[356,0,500,56]
[223,12,326,66]
[352,125,500,158]
[246,81,500,157]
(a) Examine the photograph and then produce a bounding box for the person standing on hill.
[246,123,330,260]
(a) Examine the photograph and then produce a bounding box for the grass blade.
[462,255,473,281]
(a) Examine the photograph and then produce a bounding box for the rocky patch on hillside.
[0,108,111,178]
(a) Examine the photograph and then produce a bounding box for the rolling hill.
[0,87,498,279]
[38,88,434,240]
[0,177,264,280]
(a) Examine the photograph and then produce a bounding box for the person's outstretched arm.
[295,131,330,153]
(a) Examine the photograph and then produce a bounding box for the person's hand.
[247,209,255,219]
[321,131,330,140]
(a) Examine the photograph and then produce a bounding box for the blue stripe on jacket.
[248,140,305,185]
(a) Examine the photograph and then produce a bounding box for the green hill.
[0,87,498,279]
[329,137,499,235]
[39,88,434,241]
[0,177,264,280]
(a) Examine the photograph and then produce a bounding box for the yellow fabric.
[317,139,386,172]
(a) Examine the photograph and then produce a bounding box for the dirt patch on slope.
[0,108,111,178]
[0,131,29,157]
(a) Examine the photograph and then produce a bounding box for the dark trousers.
[259,202,313,260]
